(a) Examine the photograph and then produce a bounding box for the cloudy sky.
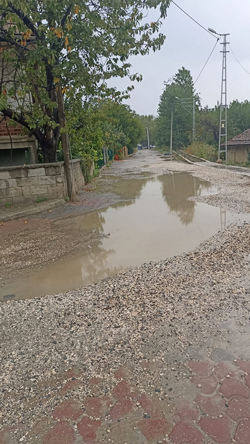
[112,0,250,116]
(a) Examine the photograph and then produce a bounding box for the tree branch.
[7,2,41,39]
[61,4,73,28]
[1,108,44,143]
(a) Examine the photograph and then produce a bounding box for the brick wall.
[0,117,24,137]
[0,159,87,206]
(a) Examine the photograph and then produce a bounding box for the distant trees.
[155,66,250,152]
[138,115,157,146]
[156,68,199,150]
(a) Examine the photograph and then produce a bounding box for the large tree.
[0,0,170,162]
[156,67,199,150]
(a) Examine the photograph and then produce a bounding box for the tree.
[102,102,143,151]
[0,0,170,163]
[156,67,199,149]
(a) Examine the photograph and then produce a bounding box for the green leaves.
[156,67,198,149]
[0,0,170,162]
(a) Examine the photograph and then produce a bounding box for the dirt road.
[1,151,250,444]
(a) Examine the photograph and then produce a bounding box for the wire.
[194,39,219,84]
[230,46,250,77]
[172,1,218,39]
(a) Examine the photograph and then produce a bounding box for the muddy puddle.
[1,173,249,301]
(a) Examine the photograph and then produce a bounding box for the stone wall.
[0,159,86,206]
[228,145,250,164]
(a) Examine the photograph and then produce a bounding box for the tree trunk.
[40,140,57,163]
[57,84,73,201]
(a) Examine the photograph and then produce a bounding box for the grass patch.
[35,197,48,204]
[5,202,12,208]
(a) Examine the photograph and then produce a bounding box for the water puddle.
[1,173,249,301]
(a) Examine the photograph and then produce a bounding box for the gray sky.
[112,0,250,116]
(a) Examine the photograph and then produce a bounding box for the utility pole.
[175,96,196,142]
[57,83,73,200]
[192,97,196,142]
[146,126,150,149]
[209,28,230,161]
[170,105,174,159]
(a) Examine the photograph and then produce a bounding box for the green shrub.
[186,142,217,161]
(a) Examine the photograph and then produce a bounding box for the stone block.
[39,176,56,186]
[28,167,45,177]
[48,184,64,199]
[6,178,18,188]
[4,186,22,197]
[12,196,32,205]
[0,180,7,189]
[0,197,13,207]
[9,169,28,178]
[21,185,31,197]
[45,165,62,176]
[30,185,48,195]
[56,176,63,183]
[0,171,10,179]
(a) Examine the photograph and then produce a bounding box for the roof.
[227,129,250,146]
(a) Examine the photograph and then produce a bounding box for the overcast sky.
[111,0,250,116]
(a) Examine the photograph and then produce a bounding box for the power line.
[194,39,219,84]
[172,1,218,39]
[230,46,250,77]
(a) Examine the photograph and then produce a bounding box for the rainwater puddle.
[1,173,249,300]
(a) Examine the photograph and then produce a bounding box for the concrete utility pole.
[170,105,174,159]
[209,28,230,161]
[175,97,196,142]
[146,126,150,149]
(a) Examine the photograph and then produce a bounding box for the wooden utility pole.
[57,84,73,200]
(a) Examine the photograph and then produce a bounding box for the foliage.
[0,0,171,163]
[186,142,217,161]
[156,68,199,150]
[138,115,157,146]
[101,102,143,150]
[196,100,250,149]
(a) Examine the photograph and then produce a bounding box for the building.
[226,129,250,164]
[0,116,38,166]
[0,30,38,166]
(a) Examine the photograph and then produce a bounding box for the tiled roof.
[230,129,250,142]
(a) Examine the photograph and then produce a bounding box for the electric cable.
[194,39,219,84]
[172,1,218,39]
[229,46,250,77]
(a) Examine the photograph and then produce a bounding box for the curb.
[0,198,65,222]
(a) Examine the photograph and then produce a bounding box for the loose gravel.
[1,151,250,438]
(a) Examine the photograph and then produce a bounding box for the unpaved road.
[1,151,250,444]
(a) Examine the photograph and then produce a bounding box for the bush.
[186,142,217,161]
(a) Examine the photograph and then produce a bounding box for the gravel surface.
[1,151,250,443]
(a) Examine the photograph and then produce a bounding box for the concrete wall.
[228,145,250,164]
[0,159,86,206]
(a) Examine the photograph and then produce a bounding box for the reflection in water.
[1,173,249,301]
[159,173,212,225]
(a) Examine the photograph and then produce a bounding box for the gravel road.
[1,151,250,444]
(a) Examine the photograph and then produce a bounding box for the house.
[226,129,250,164]
[0,116,38,166]
[0,30,38,166]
